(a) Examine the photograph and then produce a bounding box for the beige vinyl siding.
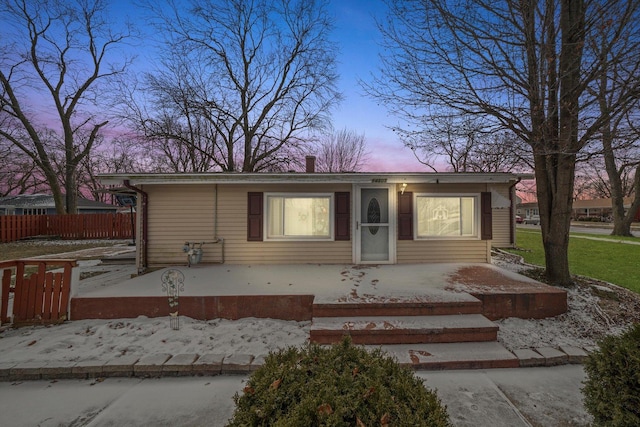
[402,183,488,194]
[145,184,219,265]
[397,240,491,263]
[140,180,511,267]
[394,182,505,263]
[491,185,513,248]
[218,184,352,264]
[143,183,352,266]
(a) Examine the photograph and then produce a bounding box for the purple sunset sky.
[108,0,428,172]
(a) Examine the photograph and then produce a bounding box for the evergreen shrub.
[582,323,640,426]
[226,338,451,426]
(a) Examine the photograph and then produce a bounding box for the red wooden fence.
[1,259,77,326]
[0,213,135,243]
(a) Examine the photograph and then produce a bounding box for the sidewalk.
[0,365,591,426]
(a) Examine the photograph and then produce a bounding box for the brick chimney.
[305,156,316,173]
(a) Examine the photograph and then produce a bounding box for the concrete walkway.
[0,366,591,426]
[0,341,589,382]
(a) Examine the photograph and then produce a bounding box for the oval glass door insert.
[367,198,380,235]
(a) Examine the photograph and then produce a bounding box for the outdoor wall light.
[401,182,407,194]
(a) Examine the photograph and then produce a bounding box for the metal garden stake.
[161,269,185,330]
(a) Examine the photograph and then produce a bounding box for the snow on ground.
[497,285,625,350]
[1,244,638,365]
[0,317,309,364]
[493,250,640,351]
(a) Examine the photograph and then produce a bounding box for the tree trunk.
[612,166,640,236]
[50,180,66,215]
[535,152,576,286]
[65,168,78,215]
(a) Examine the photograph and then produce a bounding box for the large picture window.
[266,194,333,240]
[415,195,477,238]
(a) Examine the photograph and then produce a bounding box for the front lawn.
[509,229,640,294]
[0,240,124,262]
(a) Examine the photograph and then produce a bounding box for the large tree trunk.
[536,0,584,286]
[65,167,78,215]
[48,176,66,215]
[535,152,576,286]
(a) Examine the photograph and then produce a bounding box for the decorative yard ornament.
[161,269,185,330]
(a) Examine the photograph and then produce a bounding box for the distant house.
[515,202,539,219]
[516,197,640,222]
[0,194,119,215]
[100,159,528,271]
[571,197,640,221]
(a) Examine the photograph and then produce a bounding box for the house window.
[266,193,333,240]
[415,195,478,238]
[22,208,46,215]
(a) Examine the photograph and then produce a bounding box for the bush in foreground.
[226,338,451,426]
[583,323,640,426]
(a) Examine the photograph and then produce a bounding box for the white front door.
[355,185,395,263]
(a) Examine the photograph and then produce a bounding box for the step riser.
[313,303,481,318]
[401,359,520,370]
[310,329,497,345]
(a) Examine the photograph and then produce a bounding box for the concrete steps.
[372,342,520,370]
[309,294,516,369]
[310,314,498,345]
[313,299,482,317]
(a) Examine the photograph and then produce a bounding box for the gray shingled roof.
[0,194,118,211]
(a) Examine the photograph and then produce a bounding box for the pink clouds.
[362,138,430,172]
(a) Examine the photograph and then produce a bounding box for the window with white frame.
[265,193,333,240]
[415,195,477,238]
[22,208,47,215]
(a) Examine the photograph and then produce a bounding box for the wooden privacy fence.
[0,259,77,326]
[0,213,135,243]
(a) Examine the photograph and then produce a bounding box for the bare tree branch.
[312,128,369,172]
[0,0,132,212]
[131,0,341,172]
[366,0,640,285]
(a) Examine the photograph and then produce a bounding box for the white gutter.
[99,172,533,187]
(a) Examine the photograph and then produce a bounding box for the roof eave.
[98,172,528,186]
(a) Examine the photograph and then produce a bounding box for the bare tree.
[312,128,368,172]
[0,0,132,213]
[402,115,526,172]
[75,135,161,202]
[587,16,640,235]
[121,56,227,173]
[366,0,640,285]
[0,139,46,196]
[577,140,640,201]
[137,0,341,173]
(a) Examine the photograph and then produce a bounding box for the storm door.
[355,185,395,263]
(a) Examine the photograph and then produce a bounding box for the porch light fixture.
[401,182,407,194]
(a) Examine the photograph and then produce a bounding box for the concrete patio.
[0,256,581,373]
[71,262,567,322]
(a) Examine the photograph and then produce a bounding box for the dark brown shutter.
[481,192,493,240]
[247,192,263,241]
[335,192,350,241]
[398,191,413,240]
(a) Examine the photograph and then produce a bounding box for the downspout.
[214,184,218,238]
[509,177,522,247]
[124,180,148,274]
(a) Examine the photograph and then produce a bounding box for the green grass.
[0,241,122,262]
[509,230,640,294]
